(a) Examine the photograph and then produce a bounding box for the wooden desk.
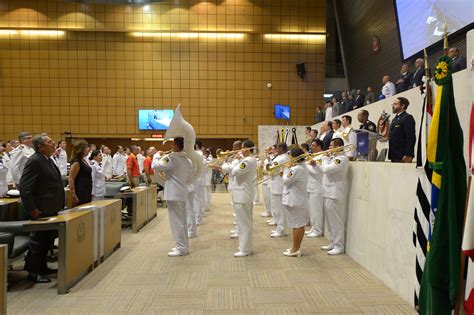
[0,198,20,221]
[115,186,150,233]
[0,245,6,314]
[146,185,158,221]
[76,199,121,262]
[23,211,94,294]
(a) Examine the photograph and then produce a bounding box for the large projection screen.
[394,0,473,60]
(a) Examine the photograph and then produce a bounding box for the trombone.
[208,146,256,168]
[256,144,354,185]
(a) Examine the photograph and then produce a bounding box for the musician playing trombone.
[222,140,243,238]
[230,140,257,257]
[281,147,310,257]
[312,137,349,256]
[269,143,290,238]
[306,139,325,238]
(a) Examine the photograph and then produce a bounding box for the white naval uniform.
[204,156,213,211]
[153,152,192,254]
[222,157,242,232]
[261,157,272,215]
[333,126,357,159]
[186,180,197,237]
[193,151,206,225]
[10,144,34,187]
[2,153,12,185]
[102,154,113,179]
[58,148,68,177]
[0,156,9,197]
[253,157,261,205]
[112,153,127,177]
[231,156,257,254]
[282,163,309,228]
[307,155,324,235]
[137,153,145,173]
[316,153,349,251]
[90,160,106,200]
[269,153,289,234]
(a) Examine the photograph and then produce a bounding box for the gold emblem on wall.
[76,222,86,242]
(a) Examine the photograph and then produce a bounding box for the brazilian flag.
[419,56,467,314]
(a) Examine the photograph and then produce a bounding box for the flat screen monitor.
[394,0,473,60]
[274,104,290,120]
[138,109,174,131]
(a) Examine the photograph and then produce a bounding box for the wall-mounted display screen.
[274,104,290,120]
[138,109,174,130]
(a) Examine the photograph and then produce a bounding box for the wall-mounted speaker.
[296,63,306,80]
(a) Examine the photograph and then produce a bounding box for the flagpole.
[455,175,472,315]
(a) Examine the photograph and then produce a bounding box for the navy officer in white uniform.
[230,140,257,257]
[152,137,192,257]
[282,147,309,257]
[315,137,349,255]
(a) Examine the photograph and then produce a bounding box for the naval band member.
[152,137,192,257]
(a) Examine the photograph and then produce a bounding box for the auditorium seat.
[0,221,31,263]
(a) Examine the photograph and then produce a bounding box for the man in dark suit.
[353,89,365,109]
[20,133,65,283]
[364,86,376,105]
[388,97,416,163]
[319,121,334,150]
[448,47,467,73]
[410,58,424,88]
[395,64,413,94]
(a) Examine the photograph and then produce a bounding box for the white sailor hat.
[120,186,132,192]
[6,189,20,197]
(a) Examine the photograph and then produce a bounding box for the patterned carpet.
[7,191,416,314]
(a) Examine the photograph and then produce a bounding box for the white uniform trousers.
[253,184,260,204]
[234,202,253,253]
[262,183,271,214]
[270,193,286,233]
[167,200,189,253]
[203,186,211,211]
[323,197,345,250]
[308,192,324,235]
[193,185,204,224]
[186,191,197,236]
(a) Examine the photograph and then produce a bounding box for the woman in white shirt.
[89,150,106,200]
[281,147,309,257]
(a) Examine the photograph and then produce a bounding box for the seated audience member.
[310,129,318,141]
[395,64,413,94]
[381,75,396,98]
[448,47,467,73]
[364,86,376,105]
[410,58,424,87]
[388,97,416,163]
[319,121,334,151]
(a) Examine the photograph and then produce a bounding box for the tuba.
[164,104,203,182]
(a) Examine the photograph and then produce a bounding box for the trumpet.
[256,144,354,185]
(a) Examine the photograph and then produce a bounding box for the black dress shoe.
[43,268,58,275]
[27,273,52,283]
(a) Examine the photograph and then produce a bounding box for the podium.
[353,129,385,161]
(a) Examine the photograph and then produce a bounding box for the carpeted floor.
[6,191,416,314]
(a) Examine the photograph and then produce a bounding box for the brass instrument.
[208,146,256,168]
[256,144,354,185]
